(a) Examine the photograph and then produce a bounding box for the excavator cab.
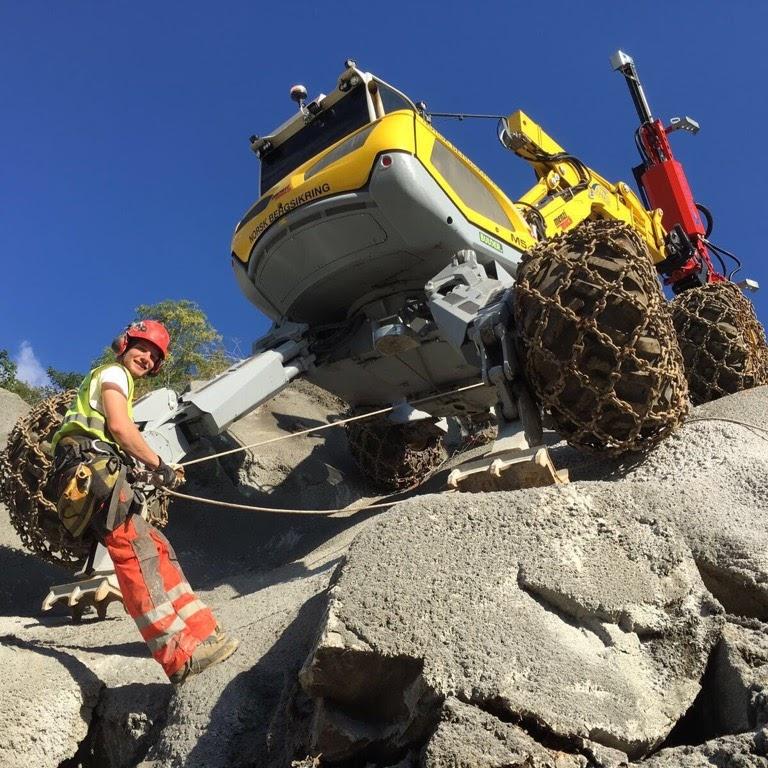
[254,62,416,197]
[230,61,533,330]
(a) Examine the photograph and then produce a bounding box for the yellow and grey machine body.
[230,66,526,414]
[229,63,667,417]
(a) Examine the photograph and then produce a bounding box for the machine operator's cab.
[231,62,533,326]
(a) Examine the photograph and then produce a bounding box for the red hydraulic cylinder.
[638,119,722,285]
[641,159,705,237]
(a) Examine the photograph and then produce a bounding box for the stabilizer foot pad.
[447,446,568,493]
[42,574,124,623]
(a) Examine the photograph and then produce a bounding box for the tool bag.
[53,437,135,538]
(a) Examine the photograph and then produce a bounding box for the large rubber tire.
[671,281,768,405]
[345,417,447,492]
[513,220,689,454]
[0,391,89,570]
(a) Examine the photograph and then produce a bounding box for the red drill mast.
[611,50,726,293]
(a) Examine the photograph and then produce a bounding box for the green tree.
[94,299,232,396]
[0,349,49,403]
[46,367,83,392]
[0,349,16,389]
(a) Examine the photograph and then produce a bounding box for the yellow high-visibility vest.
[51,364,135,452]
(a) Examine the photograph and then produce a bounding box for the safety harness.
[50,364,139,539]
[51,436,139,538]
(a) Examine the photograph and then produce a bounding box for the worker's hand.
[153,459,186,490]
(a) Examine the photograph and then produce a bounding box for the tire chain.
[671,281,768,405]
[345,416,448,492]
[0,390,169,571]
[513,219,689,454]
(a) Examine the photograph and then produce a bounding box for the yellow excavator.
[3,51,766,617]
[228,51,763,487]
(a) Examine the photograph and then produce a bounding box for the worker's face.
[121,340,162,378]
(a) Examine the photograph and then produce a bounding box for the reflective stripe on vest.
[51,363,135,452]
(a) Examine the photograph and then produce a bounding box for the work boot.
[169,626,239,685]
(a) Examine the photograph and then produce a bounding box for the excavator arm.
[504,110,667,262]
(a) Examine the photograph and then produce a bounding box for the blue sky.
[3,2,767,381]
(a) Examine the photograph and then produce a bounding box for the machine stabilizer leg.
[448,281,567,492]
[41,327,315,621]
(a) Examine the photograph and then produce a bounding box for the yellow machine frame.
[232,104,669,268]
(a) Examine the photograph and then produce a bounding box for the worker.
[49,320,239,684]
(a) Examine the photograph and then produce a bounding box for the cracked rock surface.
[422,698,630,767]
[642,729,768,766]
[300,481,723,762]
[1,385,768,766]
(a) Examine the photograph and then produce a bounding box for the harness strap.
[105,466,130,531]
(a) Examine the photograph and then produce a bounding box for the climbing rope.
[177,382,485,468]
[160,487,420,516]
[154,383,484,516]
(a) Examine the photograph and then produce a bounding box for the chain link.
[345,416,448,492]
[0,390,169,569]
[671,281,768,405]
[513,219,689,454]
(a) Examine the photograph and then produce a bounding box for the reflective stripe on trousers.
[103,515,217,677]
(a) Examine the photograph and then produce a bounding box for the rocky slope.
[1,384,768,766]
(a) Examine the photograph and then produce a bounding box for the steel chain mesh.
[513,219,689,453]
[345,416,447,491]
[671,281,768,405]
[0,391,169,570]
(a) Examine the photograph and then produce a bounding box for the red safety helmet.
[112,320,170,375]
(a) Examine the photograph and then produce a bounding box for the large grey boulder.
[641,729,768,766]
[560,386,768,620]
[0,637,102,768]
[625,392,768,620]
[300,482,723,763]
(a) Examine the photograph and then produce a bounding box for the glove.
[153,459,185,490]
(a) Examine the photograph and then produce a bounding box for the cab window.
[260,85,371,194]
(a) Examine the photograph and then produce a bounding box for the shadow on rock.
[148,591,327,768]
[224,554,345,606]
[0,544,71,616]
[548,441,650,482]
[166,447,386,596]
[1,632,103,703]
[271,411,330,434]
[90,681,172,768]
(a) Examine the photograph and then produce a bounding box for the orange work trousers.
[103,515,217,678]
